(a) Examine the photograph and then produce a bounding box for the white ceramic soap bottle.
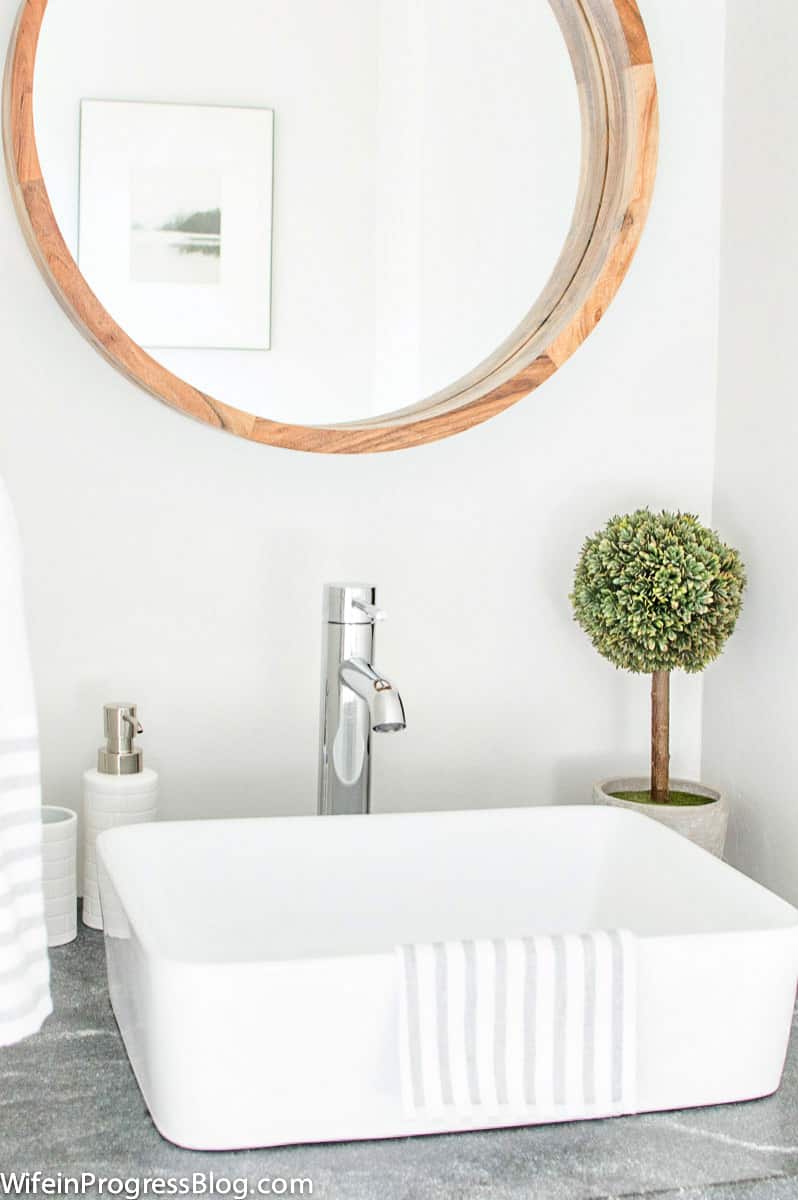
[82,702,158,929]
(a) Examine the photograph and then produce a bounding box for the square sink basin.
[96,806,798,1150]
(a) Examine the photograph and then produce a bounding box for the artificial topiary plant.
[570,509,746,804]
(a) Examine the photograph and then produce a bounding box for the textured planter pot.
[593,777,729,858]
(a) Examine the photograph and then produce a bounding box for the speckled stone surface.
[1,916,797,1199]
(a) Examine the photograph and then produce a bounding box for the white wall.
[702,2,798,902]
[0,1,726,832]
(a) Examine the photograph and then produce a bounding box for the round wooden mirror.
[3,0,657,453]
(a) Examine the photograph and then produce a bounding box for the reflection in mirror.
[33,0,581,425]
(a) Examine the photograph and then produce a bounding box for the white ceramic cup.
[40,805,78,946]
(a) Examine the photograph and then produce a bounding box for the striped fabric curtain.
[0,481,52,1045]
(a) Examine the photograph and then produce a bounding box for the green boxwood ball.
[570,509,746,674]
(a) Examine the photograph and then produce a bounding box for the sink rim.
[97,806,798,970]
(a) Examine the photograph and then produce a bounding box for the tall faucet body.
[318,584,406,816]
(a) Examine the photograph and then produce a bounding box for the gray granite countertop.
[2,917,797,1200]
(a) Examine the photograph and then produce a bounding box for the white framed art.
[78,100,274,350]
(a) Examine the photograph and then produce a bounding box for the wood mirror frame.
[3,0,657,454]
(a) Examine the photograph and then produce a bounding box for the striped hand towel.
[398,932,636,1119]
[0,480,52,1045]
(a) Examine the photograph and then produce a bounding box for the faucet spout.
[339,658,406,733]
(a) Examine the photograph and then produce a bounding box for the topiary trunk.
[651,670,670,803]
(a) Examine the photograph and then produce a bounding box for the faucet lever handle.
[352,599,386,622]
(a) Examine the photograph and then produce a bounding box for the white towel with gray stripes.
[398,932,636,1119]
[0,480,52,1045]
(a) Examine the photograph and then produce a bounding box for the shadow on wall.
[552,755,648,808]
[724,788,768,881]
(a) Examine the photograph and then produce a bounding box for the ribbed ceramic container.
[82,769,158,929]
[593,777,729,858]
[41,806,77,946]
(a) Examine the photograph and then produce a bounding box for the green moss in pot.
[570,508,746,856]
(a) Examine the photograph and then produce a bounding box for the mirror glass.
[34,0,581,426]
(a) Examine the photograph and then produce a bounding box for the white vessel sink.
[96,806,798,1151]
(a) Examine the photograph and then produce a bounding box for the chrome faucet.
[318,584,406,815]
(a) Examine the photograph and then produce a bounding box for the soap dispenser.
[82,702,158,929]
